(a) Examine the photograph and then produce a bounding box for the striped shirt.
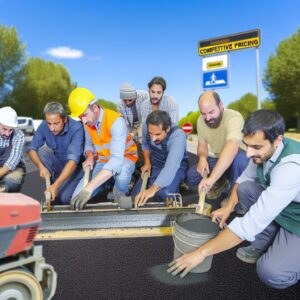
[0,128,25,170]
[117,90,149,131]
[140,94,179,125]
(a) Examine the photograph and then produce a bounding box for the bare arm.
[168,227,242,277]
[84,169,113,193]
[0,165,9,178]
[141,150,151,177]
[208,139,240,185]
[197,140,209,175]
[27,149,50,178]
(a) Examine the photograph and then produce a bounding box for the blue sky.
[1,0,299,118]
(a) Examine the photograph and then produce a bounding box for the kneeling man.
[133,110,188,206]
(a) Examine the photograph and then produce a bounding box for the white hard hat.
[0,106,18,128]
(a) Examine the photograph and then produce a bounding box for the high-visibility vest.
[85,108,138,163]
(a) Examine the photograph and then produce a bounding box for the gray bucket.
[172,213,220,273]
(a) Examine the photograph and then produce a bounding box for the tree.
[0,25,25,101]
[97,99,117,111]
[228,93,275,121]
[178,111,200,133]
[263,28,300,130]
[5,58,74,118]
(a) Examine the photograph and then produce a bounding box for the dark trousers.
[186,149,249,190]
[238,181,300,289]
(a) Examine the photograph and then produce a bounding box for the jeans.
[131,164,187,201]
[38,148,83,204]
[72,158,135,198]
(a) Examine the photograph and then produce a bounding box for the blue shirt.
[142,125,187,188]
[84,107,128,175]
[229,142,300,241]
[28,117,84,165]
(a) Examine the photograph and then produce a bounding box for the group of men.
[1,75,299,289]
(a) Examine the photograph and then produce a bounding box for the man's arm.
[0,165,9,178]
[46,160,77,200]
[27,150,50,179]
[168,227,242,277]
[84,117,127,194]
[200,138,240,191]
[197,140,209,175]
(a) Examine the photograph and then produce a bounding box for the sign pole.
[256,47,261,110]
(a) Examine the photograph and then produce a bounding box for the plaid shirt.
[0,128,25,170]
[140,94,179,125]
[117,90,149,131]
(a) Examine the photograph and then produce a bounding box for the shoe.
[179,182,189,191]
[0,185,7,193]
[207,177,230,200]
[236,245,264,264]
[220,198,245,215]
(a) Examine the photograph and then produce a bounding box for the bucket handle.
[172,230,208,248]
[172,221,218,239]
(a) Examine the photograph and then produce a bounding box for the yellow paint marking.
[36,227,173,240]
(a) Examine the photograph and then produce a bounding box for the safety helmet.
[0,106,18,128]
[68,87,96,118]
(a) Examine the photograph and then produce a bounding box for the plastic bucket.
[172,213,220,273]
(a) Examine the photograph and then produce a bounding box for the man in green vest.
[168,109,300,289]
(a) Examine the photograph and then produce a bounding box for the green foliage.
[97,99,117,111]
[227,93,257,120]
[0,25,25,100]
[178,111,200,133]
[4,58,74,118]
[263,28,300,128]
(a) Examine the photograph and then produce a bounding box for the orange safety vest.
[85,108,138,163]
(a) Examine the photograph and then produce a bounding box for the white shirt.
[228,141,300,241]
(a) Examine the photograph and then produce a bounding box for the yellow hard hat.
[68,87,96,118]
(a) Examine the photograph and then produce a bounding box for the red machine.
[0,193,57,300]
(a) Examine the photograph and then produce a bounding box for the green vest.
[257,138,300,237]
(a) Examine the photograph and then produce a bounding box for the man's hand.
[197,157,209,176]
[45,184,59,201]
[70,189,92,210]
[39,165,51,179]
[198,177,214,195]
[167,249,206,278]
[141,162,151,178]
[211,206,231,228]
[83,157,94,171]
[135,185,159,207]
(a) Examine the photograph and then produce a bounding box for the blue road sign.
[203,69,228,89]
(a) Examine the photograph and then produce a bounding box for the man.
[186,91,249,200]
[27,102,84,204]
[141,76,178,126]
[69,87,138,210]
[133,110,188,206]
[117,82,149,139]
[0,106,25,192]
[168,110,300,289]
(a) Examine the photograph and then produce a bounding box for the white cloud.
[46,46,84,59]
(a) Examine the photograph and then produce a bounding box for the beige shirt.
[197,108,245,158]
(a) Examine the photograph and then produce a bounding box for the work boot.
[207,177,230,200]
[236,245,264,264]
[179,182,189,191]
[107,187,117,201]
[0,185,7,193]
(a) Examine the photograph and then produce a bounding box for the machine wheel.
[0,270,43,300]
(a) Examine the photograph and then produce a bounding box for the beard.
[205,113,223,128]
[251,146,276,164]
[150,97,161,105]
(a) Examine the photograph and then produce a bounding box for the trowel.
[134,170,149,208]
[195,170,212,216]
